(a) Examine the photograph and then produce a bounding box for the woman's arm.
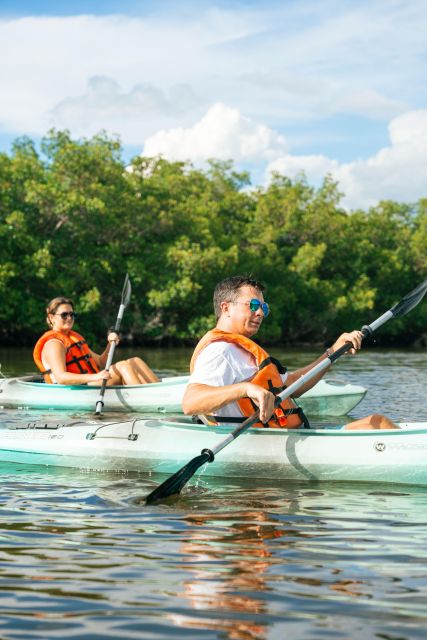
[43,340,109,385]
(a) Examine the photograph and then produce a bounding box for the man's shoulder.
[200,341,245,358]
[195,341,255,373]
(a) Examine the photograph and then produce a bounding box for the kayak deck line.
[6,417,427,436]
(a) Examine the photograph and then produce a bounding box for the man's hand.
[245,382,275,423]
[330,330,364,355]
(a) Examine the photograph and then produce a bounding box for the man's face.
[223,285,268,337]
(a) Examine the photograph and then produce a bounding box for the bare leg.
[130,357,160,383]
[106,368,124,385]
[343,413,399,430]
[111,357,159,385]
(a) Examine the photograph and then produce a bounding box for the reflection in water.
[172,511,276,640]
[168,494,372,640]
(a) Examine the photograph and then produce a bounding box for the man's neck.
[216,317,236,333]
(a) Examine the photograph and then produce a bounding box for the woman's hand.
[91,369,111,382]
[107,332,120,345]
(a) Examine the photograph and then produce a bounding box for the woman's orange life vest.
[33,330,99,384]
[190,328,309,429]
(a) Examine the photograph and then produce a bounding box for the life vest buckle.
[274,407,288,427]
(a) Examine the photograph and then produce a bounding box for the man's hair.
[213,275,265,319]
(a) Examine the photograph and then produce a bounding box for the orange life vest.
[33,330,99,384]
[190,328,309,429]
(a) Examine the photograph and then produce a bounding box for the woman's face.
[48,303,75,332]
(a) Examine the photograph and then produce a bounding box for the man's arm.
[182,382,276,424]
[287,330,364,395]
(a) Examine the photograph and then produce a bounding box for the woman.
[33,297,159,386]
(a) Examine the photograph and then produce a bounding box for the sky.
[1,0,426,209]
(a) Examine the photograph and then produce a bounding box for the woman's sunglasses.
[232,298,270,317]
[54,312,77,320]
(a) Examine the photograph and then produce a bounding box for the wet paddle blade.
[145,452,212,505]
[391,279,427,318]
[122,273,132,308]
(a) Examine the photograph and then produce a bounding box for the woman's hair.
[213,275,265,320]
[46,297,74,326]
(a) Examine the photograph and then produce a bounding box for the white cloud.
[0,14,214,139]
[0,2,426,209]
[142,103,427,208]
[143,102,288,162]
[0,10,269,140]
[266,109,427,209]
[0,2,426,142]
[388,109,427,145]
[267,154,339,185]
[50,76,199,143]
[334,89,406,120]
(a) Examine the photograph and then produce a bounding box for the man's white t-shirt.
[188,341,288,419]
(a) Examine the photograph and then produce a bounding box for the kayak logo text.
[374,442,386,452]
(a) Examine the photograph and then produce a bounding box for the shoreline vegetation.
[0,130,426,348]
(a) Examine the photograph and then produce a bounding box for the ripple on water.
[0,470,427,638]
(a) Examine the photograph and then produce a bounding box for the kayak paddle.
[144,278,427,504]
[95,274,132,415]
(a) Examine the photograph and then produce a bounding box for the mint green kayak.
[0,417,426,486]
[0,375,366,415]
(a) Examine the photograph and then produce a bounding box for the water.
[0,346,426,639]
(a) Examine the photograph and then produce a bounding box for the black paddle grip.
[361,324,374,338]
[201,448,215,463]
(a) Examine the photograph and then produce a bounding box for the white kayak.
[1,417,427,486]
[0,375,366,416]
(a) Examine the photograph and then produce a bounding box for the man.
[182,275,398,430]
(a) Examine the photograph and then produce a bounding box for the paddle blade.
[121,273,132,308]
[145,451,212,505]
[391,279,427,318]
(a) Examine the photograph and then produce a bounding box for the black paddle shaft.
[95,274,132,415]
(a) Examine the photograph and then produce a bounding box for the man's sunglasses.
[232,298,270,317]
[54,312,77,320]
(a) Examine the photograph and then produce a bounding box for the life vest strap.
[267,379,286,395]
[211,405,310,429]
[66,341,97,374]
[66,340,86,351]
[258,356,287,375]
[66,354,88,374]
[205,415,246,424]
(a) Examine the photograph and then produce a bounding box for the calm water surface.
[0,345,426,639]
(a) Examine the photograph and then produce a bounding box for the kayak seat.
[25,374,45,383]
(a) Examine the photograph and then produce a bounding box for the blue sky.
[1,0,426,208]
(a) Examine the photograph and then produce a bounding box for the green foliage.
[0,130,425,347]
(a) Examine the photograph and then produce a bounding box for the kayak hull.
[0,376,366,416]
[1,418,427,486]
